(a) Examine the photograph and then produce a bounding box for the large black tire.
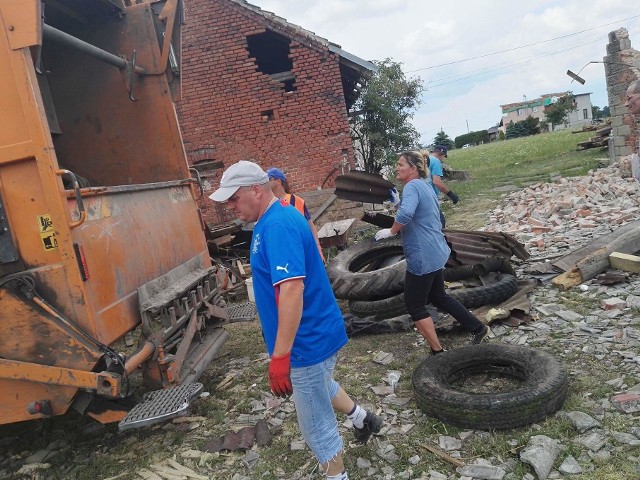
[343,313,414,336]
[453,273,518,308]
[327,237,406,300]
[412,344,568,430]
[348,273,518,319]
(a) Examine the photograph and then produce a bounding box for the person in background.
[210,160,382,480]
[374,151,490,355]
[626,80,640,116]
[426,145,459,228]
[267,167,325,261]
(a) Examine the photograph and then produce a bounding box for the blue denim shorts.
[290,354,343,464]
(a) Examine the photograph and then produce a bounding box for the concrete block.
[614,135,629,147]
[609,252,640,273]
[617,124,632,136]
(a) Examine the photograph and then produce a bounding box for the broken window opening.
[261,109,274,121]
[247,30,296,92]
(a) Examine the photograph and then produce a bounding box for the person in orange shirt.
[267,167,325,261]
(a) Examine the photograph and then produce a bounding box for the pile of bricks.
[483,163,640,258]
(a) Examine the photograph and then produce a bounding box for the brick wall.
[604,28,640,162]
[177,0,355,226]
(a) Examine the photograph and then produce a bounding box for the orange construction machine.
[0,0,230,430]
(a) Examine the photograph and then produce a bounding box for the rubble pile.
[483,164,640,258]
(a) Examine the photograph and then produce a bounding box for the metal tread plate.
[118,382,203,432]
[227,301,257,322]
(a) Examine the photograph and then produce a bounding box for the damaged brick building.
[177,0,376,225]
[604,28,640,163]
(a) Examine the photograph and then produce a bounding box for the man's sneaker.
[470,324,491,345]
[430,347,447,356]
[353,411,383,444]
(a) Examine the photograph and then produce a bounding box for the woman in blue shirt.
[375,151,489,354]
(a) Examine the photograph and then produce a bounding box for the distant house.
[177,0,376,225]
[487,125,500,142]
[499,92,593,133]
[565,93,594,129]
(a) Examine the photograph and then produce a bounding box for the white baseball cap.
[209,160,269,202]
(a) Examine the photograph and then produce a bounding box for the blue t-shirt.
[428,155,443,197]
[395,179,451,275]
[250,200,347,367]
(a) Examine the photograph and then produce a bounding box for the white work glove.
[375,228,395,241]
[388,187,400,206]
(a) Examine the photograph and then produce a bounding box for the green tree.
[521,115,540,136]
[350,59,424,173]
[454,130,489,148]
[433,130,454,149]
[592,105,601,119]
[544,94,577,131]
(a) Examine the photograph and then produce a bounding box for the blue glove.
[388,187,400,206]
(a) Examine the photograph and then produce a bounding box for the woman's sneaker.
[471,324,491,344]
[354,411,383,443]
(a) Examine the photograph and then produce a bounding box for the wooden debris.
[137,469,163,480]
[420,444,465,467]
[216,374,235,390]
[211,234,234,248]
[576,227,640,280]
[311,193,337,222]
[552,226,640,288]
[576,123,611,150]
[594,271,627,285]
[552,268,583,290]
[166,459,209,479]
[609,252,640,273]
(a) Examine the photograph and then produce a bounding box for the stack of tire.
[326,237,519,321]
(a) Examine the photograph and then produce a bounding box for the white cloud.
[249,0,640,140]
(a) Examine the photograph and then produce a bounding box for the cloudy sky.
[249,0,640,143]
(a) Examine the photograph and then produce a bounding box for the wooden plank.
[236,260,246,276]
[576,227,640,281]
[551,268,583,290]
[552,220,640,272]
[420,444,465,468]
[212,234,234,247]
[311,194,337,222]
[609,252,640,273]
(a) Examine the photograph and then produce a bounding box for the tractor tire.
[348,273,518,319]
[412,344,568,430]
[326,237,406,300]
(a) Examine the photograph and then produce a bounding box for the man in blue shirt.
[429,145,459,228]
[210,161,382,480]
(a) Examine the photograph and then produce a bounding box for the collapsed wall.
[604,28,640,163]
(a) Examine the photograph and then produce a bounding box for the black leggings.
[404,269,483,333]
